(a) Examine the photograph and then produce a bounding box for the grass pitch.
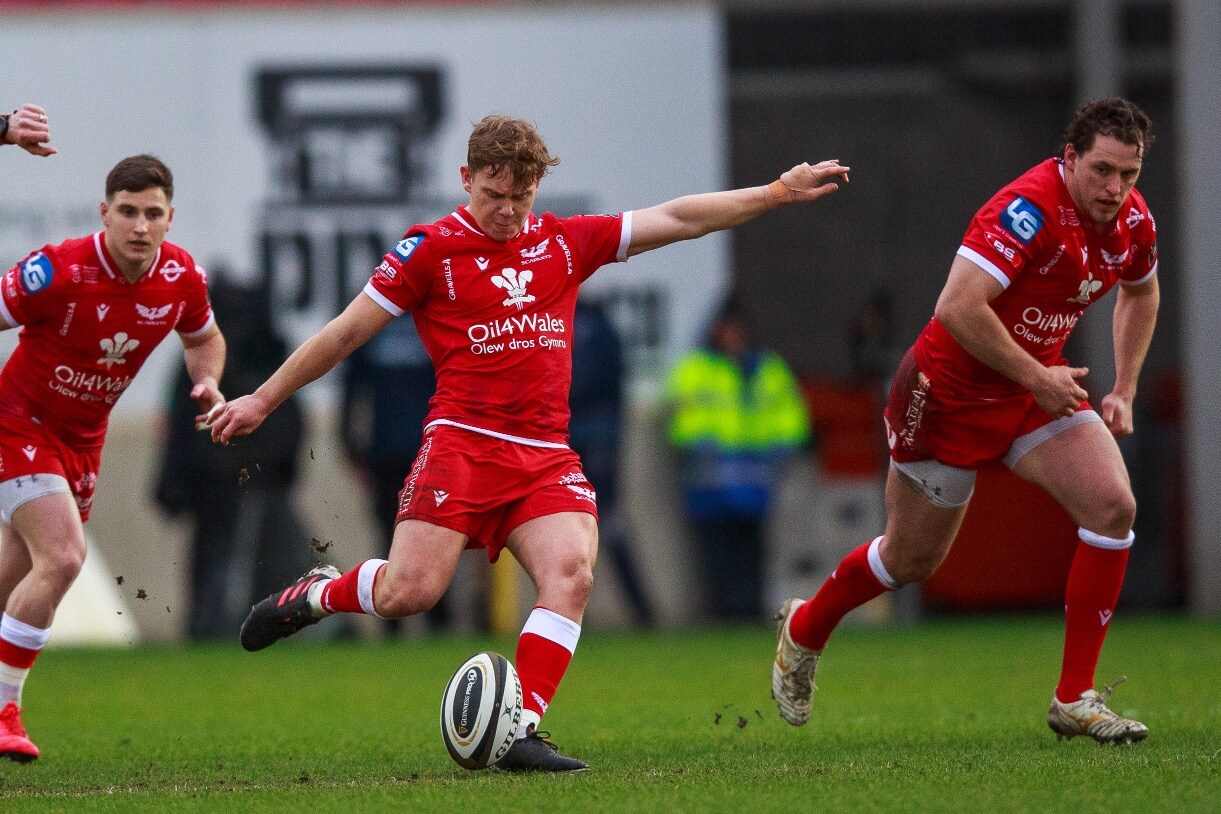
[1,616,1217,813]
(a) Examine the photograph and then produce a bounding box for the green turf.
[1,616,1217,813]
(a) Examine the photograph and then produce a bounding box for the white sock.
[0,614,52,707]
[517,709,542,740]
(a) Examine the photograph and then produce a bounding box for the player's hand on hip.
[776,160,850,203]
[207,393,270,445]
[1101,391,1134,438]
[1032,365,1089,418]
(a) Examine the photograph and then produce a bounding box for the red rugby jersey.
[364,206,630,446]
[0,232,214,445]
[917,158,1158,397]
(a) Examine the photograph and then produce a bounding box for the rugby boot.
[1048,676,1149,745]
[240,564,341,652]
[0,702,39,763]
[494,730,589,772]
[772,598,821,726]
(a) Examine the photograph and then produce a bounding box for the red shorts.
[0,414,101,522]
[884,347,1090,470]
[395,424,598,561]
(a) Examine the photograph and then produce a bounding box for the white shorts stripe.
[520,607,581,654]
[1003,410,1102,468]
[0,474,70,525]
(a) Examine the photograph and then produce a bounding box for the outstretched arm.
[208,293,394,443]
[2,104,56,156]
[627,160,849,257]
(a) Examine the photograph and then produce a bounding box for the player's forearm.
[937,299,1050,393]
[183,331,226,391]
[658,186,780,239]
[1111,281,1159,400]
[253,317,363,411]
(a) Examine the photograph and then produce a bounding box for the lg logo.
[1002,197,1044,245]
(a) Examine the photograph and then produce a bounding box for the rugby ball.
[439,651,523,770]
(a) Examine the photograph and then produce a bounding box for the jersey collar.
[93,231,162,283]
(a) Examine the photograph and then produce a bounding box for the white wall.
[1,3,728,412]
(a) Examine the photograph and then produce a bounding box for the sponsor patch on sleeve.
[1000,196,1044,245]
[19,252,54,294]
[393,234,425,262]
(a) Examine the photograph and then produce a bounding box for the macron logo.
[434,489,450,506]
[475,257,490,271]
[97,304,110,321]
[1099,609,1114,626]
[21,445,36,461]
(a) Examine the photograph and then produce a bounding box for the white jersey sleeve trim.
[362,282,406,317]
[177,310,216,339]
[1120,259,1157,286]
[957,245,1012,289]
[617,211,633,262]
[0,294,20,329]
[424,418,569,449]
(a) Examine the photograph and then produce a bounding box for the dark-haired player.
[0,155,225,761]
[773,98,1158,746]
[209,114,849,771]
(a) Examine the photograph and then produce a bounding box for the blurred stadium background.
[1,0,1218,645]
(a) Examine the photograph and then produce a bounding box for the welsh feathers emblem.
[491,269,536,310]
[98,332,140,367]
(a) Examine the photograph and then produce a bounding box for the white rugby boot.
[772,598,821,726]
[1048,676,1149,745]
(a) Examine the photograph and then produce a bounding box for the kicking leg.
[240,519,466,652]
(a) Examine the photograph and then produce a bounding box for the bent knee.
[374,573,448,619]
[542,558,595,608]
[879,536,948,585]
[34,547,86,592]
[1081,491,1137,539]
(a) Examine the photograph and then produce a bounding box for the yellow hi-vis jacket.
[665,350,810,517]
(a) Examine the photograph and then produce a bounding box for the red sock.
[0,640,38,671]
[1056,537,1130,703]
[789,540,892,651]
[515,607,580,731]
[319,559,386,615]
